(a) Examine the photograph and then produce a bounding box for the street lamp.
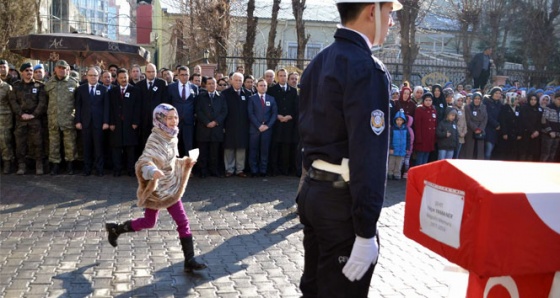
[204,49,210,64]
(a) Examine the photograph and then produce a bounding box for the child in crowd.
[436,107,459,160]
[401,114,414,179]
[388,109,410,180]
[104,103,207,273]
[414,92,437,165]
[453,95,468,158]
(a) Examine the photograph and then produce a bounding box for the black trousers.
[297,177,378,297]
[112,145,136,173]
[270,141,296,175]
[82,126,104,173]
[473,69,490,89]
[198,141,221,175]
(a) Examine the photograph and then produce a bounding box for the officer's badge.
[370,109,385,135]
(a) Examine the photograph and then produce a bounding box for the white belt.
[311,158,350,182]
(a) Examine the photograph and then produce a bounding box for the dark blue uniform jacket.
[299,28,391,239]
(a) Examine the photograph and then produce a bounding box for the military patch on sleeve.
[370,109,385,135]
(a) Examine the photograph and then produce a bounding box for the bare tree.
[243,0,258,75]
[266,0,283,70]
[166,0,232,73]
[0,0,35,63]
[453,0,483,77]
[517,0,560,84]
[292,0,310,70]
[481,0,508,74]
[396,0,422,83]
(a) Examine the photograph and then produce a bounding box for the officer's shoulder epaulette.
[68,76,79,84]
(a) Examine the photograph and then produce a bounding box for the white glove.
[342,235,379,282]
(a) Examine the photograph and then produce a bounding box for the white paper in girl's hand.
[188,148,199,161]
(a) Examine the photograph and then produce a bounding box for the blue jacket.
[299,28,391,238]
[484,96,503,144]
[247,93,278,133]
[390,110,410,157]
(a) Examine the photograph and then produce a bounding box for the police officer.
[297,0,401,296]
[45,60,80,175]
[0,76,13,174]
[8,63,48,175]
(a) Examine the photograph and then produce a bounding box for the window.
[287,42,298,59]
[306,43,322,59]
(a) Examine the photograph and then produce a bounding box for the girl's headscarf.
[153,103,179,137]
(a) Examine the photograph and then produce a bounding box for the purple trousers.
[130,200,192,238]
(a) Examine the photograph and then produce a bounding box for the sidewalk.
[0,174,450,297]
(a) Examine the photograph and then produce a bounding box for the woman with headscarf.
[463,92,488,159]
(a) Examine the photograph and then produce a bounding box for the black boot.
[66,161,74,175]
[50,163,60,175]
[180,236,207,272]
[105,220,133,247]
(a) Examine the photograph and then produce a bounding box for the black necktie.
[90,86,94,98]
[149,81,153,90]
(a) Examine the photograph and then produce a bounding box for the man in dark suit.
[195,77,228,178]
[243,75,256,96]
[222,72,250,177]
[108,68,141,177]
[138,63,169,153]
[248,78,277,177]
[266,68,299,176]
[169,66,198,156]
[75,67,109,176]
[468,47,493,90]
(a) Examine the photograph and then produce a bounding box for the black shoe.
[97,171,104,177]
[83,170,91,176]
[260,173,267,178]
[50,163,60,176]
[113,170,121,177]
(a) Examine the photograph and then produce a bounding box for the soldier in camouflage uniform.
[44,60,79,175]
[0,77,14,174]
[8,63,47,175]
[0,60,16,86]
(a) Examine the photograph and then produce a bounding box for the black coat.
[267,84,298,143]
[74,83,109,129]
[108,85,141,147]
[222,87,249,149]
[499,105,521,140]
[520,103,543,138]
[196,90,228,142]
[138,78,169,142]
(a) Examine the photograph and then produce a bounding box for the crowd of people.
[1,58,558,180]
[388,81,560,180]
[0,59,301,178]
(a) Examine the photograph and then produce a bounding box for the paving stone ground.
[0,173,452,297]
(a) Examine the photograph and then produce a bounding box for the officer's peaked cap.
[335,0,403,11]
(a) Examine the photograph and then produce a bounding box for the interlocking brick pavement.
[0,173,451,297]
